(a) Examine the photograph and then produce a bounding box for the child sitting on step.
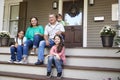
[46,35,66,79]
[9,30,27,63]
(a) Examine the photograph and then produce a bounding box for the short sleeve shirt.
[15,37,27,45]
[44,22,65,39]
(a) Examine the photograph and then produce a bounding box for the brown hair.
[30,17,39,27]
[54,35,64,53]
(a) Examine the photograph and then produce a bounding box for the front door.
[63,0,83,48]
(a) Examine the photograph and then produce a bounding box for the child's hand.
[15,43,18,47]
[55,54,60,60]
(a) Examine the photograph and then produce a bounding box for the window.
[9,5,19,37]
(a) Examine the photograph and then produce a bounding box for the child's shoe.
[57,72,62,79]
[14,60,23,64]
[8,60,15,63]
[47,72,52,78]
[22,57,28,64]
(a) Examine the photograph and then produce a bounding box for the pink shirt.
[50,45,66,64]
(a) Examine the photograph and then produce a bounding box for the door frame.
[58,0,88,47]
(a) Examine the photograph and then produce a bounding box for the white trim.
[83,0,88,47]
[58,0,63,15]
[0,0,4,31]
[118,0,120,25]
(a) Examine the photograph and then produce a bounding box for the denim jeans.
[33,34,43,48]
[47,56,63,73]
[23,35,43,57]
[37,39,54,61]
[23,40,33,57]
[10,45,23,61]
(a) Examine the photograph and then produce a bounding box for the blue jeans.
[23,40,33,57]
[23,35,43,57]
[47,56,63,73]
[37,39,54,61]
[10,45,23,61]
[33,34,43,48]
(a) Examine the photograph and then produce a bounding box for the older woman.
[22,17,44,64]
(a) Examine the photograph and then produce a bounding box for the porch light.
[52,1,58,9]
[89,0,94,6]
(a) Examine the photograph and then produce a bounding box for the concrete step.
[0,53,120,68]
[0,71,82,80]
[0,61,120,80]
[0,47,120,57]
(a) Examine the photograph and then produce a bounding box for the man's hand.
[56,31,62,35]
[45,40,50,46]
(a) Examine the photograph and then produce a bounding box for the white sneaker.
[30,51,35,54]
[14,60,23,64]
[8,60,14,63]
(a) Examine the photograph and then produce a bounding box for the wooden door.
[65,26,83,47]
[63,0,83,47]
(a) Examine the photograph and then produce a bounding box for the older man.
[35,13,65,65]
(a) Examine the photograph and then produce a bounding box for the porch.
[0,47,120,80]
[0,0,119,48]
[0,0,120,80]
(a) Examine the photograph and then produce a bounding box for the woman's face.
[54,36,61,45]
[18,31,24,39]
[31,18,38,26]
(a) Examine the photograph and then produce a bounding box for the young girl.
[9,30,27,63]
[47,35,66,79]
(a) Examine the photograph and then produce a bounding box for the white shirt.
[15,37,27,45]
[44,22,65,39]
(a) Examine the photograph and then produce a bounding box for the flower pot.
[101,35,114,47]
[0,38,9,46]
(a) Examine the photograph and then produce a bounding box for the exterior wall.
[24,0,58,28]
[87,0,118,47]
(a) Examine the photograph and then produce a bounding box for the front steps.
[0,47,120,80]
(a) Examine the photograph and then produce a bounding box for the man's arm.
[44,35,50,46]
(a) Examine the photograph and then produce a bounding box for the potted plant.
[0,31,10,46]
[100,25,116,47]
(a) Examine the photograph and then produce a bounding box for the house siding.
[23,0,58,28]
[87,0,118,47]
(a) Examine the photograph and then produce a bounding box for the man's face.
[49,14,56,24]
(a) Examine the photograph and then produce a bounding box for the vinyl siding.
[87,0,118,47]
[24,0,58,28]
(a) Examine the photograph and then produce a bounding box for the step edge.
[0,71,86,80]
[1,53,120,59]
[0,61,120,72]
